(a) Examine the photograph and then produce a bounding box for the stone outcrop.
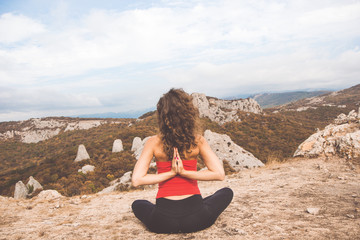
[204,129,264,170]
[14,176,43,199]
[294,109,360,159]
[0,118,127,143]
[112,139,123,153]
[26,176,43,193]
[64,120,105,132]
[14,181,28,199]
[78,165,95,174]
[191,93,262,125]
[334,108,359,124]
[36,190,63,200]
[74,144,90,162]
[98,171,133,194]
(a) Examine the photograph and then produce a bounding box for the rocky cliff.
[191,93,262,124]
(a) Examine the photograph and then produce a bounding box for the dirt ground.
[1,157,359,240]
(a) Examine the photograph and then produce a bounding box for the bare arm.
[131,137,176,187]
[176,136,225,181]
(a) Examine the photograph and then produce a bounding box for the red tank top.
[156,159,201,199]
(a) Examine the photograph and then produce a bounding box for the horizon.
[0,85,348,123]
[1,0,359,122]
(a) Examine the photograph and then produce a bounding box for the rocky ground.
[1,157,359,240]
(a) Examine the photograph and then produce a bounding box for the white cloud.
[159,46,360,96]
[299,2,360,25]
[0,0,359,121]
[0,13,45,43]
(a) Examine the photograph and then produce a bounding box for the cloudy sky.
[0,0,359,121]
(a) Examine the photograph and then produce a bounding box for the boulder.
[14,181,28,199]
[78,165,95,174]
[204,129,264,170]
[294,109,360,159]
[26,176,43,193]
[132,136,151,160]
[98,171,133,194]
[112,139,124,153]
[334,109,359,124]
[36,190,63,200]
[191,93,262,125]
[131,137,142,152]
[74,144,90,162]
[119,171,132,184]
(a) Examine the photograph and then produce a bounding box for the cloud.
[159,46,360,96]
[0,0,359,121]
[299,2,360,25]
[0,13,45,43]
[0,87,102,112]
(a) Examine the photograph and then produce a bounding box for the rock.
[18,128,62,143]
[26,176,43,193]
[204,129,264,170]
[119,171,132,184]
[294,109,360,159]
[36,190,63,200]
[14,181,28,199]
[306,207,320,215]
[131,137,142,152]
[78,165,95,174]
[112,139,124,153]
[98,171,133,194]
[74,144,90,162]
[334,109,359,124]
[0,118,124,143]
[191,93,262,125]
[132,136,151,160]
[64,120,105,132]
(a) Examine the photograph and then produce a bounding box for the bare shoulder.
[196,134,207,147]
[146,135,161,146]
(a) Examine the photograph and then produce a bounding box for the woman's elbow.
[218,172,225,181]
[131,177,140,187]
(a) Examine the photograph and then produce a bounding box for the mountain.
[72,108,155,119]
[250,90,332,108]
[270,84,360,112]
[0,84,358,198]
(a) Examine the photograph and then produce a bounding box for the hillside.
[251,90,331,108]
[271,84,360,112]
[0,84,358,198]
[1,157,359,239]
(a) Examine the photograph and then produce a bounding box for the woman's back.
[151,135,201,162]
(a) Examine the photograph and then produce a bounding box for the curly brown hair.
[157,88,201,160]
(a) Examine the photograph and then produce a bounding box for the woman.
[131,88,233,233]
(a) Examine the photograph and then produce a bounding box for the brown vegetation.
[0,84,357,197]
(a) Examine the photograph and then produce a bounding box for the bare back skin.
[151,135,200,200]
[131,134,225,200]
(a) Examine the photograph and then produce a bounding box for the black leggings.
[131,187,233,233]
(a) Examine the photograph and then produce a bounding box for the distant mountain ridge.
[249,91,332,108]
[72,108,155,119]
[270,84,360,112]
